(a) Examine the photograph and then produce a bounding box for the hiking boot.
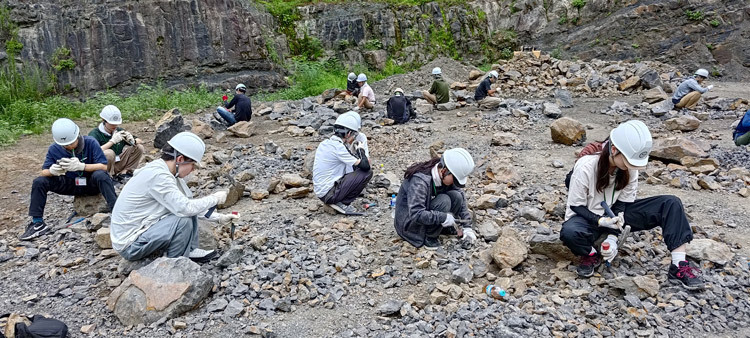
[188,248,218,263]
[576,254,602,278]
[20,221,50,241]
[328,202,357,215]
[213,111,225,124]
[668,261,705,290]
[423,237,441,251]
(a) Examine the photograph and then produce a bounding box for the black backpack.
[1,314,68,338]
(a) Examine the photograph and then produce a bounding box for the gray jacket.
[672,77,708,101]
[394,172,471,247]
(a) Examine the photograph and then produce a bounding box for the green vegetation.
[571,0,586,11]
[558,13,568,25]
[50,47,75,71]
[685,10,704,21]
[477,63,492,72]
[364,39,383,51]
[706,43,715,50]
[476,9,486,21]
[711,66,721,77]
[631,43,640,49]
[509,0,520,14]
[550,47,562,59]
[710,19,720,27]
[255,58,414,102]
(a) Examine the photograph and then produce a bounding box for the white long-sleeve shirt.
[110,159,218,252]
[565,155,638,221]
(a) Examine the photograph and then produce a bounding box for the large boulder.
[281,173,310,187]
[642,87,668,104]
[664,115,701,132]
[226,121,255,138]
[543,102,562,118]
[191,119,213,139]
[638,69,664,89]
[364,50,387,70]
[550,117,586,146]
[686,239,734,265]
[372,173,402,195]
[529,234,577,261]
[490,228,528,269]
[618,76,641,91]
[651,137,707,162]
[554,89,574,108]
[154,109,186,149]
[74,195,109,217]
[107,257,213,326]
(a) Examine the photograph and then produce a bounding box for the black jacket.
[386,95,414,124]
[474,78,492,101]
[394,172,471,247]
[225,93,252,122]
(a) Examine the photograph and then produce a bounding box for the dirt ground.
[0,82,748,337]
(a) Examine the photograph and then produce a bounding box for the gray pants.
[119,215,199,261]
[426,190,465,240]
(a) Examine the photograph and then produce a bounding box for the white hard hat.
[489,71,499,79]
[394,88,404,95]
[167,132,206,165]
[432,67,442,75]
[610,120,652,169]
[356,73,367,82]
[348,72,357,81]
[51,118,80,146]
[100,105,123,125]
[694,69,709,78]
[442,148,475,186]
[342,111,362,129]
[334,113,360,131]
[235,83,247,91]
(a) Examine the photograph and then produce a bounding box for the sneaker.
[668,261,705,290]
[188,248,217,263]
[576,254,602,278]
[328,202,357,215]
[213,111,224,124]
[20,221,50,241]
[423,237,441,251]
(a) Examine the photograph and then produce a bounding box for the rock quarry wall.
[3,0,749,94]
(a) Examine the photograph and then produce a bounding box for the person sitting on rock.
[560,120,704,290]
[671,69,713,110]
[386,88,415,124]
[110,132,236,263]
[89,105,144,183]
[474,70,502,110]
[422,67,450,105]
[346,72,360,98]
[21,118,118,240]
[341,111,369,159]
[215,83,252,126]
[356,73,376,110]
[394,148,477,250]
[732,109,750,146]
[313,114,373,215]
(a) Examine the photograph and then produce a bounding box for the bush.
[572,0,586,10]
[51,47,76,71]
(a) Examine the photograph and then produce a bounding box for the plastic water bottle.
[390,194,397,218]
[485,284,507,300]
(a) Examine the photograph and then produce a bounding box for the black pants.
[560,195,693,256]
[425,190,464,240]
[321,168,373,205]
[29,170,118,218]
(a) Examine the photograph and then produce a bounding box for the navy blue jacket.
[42,136,108,179]
[734,109,750,140]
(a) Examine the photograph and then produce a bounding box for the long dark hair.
[596,140,630,193]
[404,157,441,179]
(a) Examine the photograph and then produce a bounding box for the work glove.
[222,95,228,101]
[211,190,229,205]
[600,235,618,262]
[209,212,240,225]
[124,131,135,145]
[49,164,66,176]
[110,131,125,144]
[707,85,714,91]
[461,228,477,244]
[59,157,86,172]
[442,213,456,227]
[598,212,624,230]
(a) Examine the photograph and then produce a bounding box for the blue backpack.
[734,109,750,140]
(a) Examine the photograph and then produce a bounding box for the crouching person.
[394,148,477,250]
[560,120,704,290]
[386,88,415,124]
[110,132,236,263]
[313,114,373,215]
[22,118,117,240]
[89,105,144,182]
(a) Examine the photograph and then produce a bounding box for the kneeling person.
[110,132,236,262]
[313,114,373,214]
[394,148,477,250]
[89,105,144,181]
[22,118,117,240]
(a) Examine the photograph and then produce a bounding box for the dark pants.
[560,195,693,256]
[425,190,464,240]
[321,168,373,205]
[29,170,117,218]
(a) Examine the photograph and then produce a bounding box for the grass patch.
[685,10,704,21]
[710,19,720,27]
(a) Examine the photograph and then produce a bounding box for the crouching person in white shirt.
[110,132,238,263]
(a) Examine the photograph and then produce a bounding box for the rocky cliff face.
[6,0,288,93]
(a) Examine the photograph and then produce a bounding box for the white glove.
[209,212,240,225]
[124,131,135,145]
[706,85,714,91]
[600,235,618,262]
[442,213,456,227]
[49,164,66,176]
[212,190,229,205]
[110,131,125,144]
[461,228,477,243]
[598,212,624,230]
[59,157,85,172]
